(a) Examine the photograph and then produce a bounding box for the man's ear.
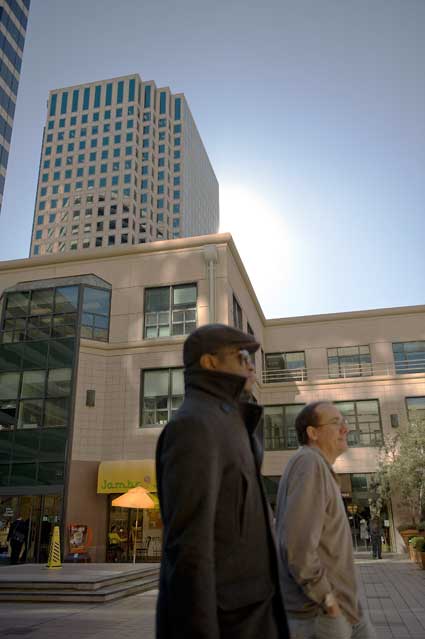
[306,425,317,443]
[199,353,217,370]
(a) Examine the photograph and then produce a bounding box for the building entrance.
[0,494,62,563]
[337,473,392,552]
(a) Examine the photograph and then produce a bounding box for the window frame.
[327,345,372,378]
[334,399,383,447]
[392,341,425,375]
[263,403,305,451]
[264,351,307,382]
[143,283,197,340]
[140,367,184,427]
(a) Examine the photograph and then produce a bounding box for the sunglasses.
[210,348,252,366]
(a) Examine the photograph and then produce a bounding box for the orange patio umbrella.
[112,486,155,564]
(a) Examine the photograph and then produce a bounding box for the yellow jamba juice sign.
[97,460,156,494]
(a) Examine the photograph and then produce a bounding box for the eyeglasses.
[210,348,252,366]
[314,418,349,429]
[237,349,252,366]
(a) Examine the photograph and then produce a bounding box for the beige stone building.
[0,233,424,561]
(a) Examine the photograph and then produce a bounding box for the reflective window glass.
[38,461,64,484]
[54,286,78,314]
[13,430,40,460]
[47,369,72,396]
[30,289,54,316]
[44,398,68,428]
[21,371,46,398]
[18,399,43,429]
[82,288,110,316]
[48,338,74,369]
[0,372,20,399]
[9,462,38,485]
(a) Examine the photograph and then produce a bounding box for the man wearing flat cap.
[156,324,289,639]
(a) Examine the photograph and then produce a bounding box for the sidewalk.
[356,554,425,638]
[0,555,424,638]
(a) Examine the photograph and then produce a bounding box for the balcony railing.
[261,358,425,384]
[262,368,308,383]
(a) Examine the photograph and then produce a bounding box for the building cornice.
[0,232,423,327]
[266,304,425,326]
[0,233,233,272]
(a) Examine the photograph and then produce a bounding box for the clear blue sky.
[0,0,424,318]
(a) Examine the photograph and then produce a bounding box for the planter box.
[409,544,416,561]
[419,552,425,570]
[400,529,419,553]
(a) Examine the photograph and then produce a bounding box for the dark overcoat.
[155,367,289,639]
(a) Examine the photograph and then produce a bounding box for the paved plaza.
[0,555,424,638]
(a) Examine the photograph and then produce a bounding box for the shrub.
[416,538,425,552]
[409,536,425,549]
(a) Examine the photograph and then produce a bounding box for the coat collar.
[184,366,263,434]
[184,366,247,403]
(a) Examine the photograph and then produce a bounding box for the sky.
[0,0,424,319]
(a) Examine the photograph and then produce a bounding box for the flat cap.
[183,323,260,367]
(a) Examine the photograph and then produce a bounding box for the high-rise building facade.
[29,74,219,256]
[0,0,30,213]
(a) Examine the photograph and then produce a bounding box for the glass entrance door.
[0,494,62,563]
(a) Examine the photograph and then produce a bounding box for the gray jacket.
[276,445,360,624]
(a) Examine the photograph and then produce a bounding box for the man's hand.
[325,600,342,618]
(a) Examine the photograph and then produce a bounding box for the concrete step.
[0,574,159,603]
[0,565,159,591]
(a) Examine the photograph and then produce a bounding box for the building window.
[336,400,383,447]
[393,341,425,374]
[406,397,425,428]
[174,98,181,121]
[159,92,167,114]
[264,352,306,382]
[232,295,242,330]
[141,368,183,426]
[80,287,110,342]
[263,404,303,450]
[144,284,197,339]
[328,345,372,378]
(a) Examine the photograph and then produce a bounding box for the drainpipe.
[203,245,218,323]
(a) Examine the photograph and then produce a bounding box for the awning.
[97,459,156,494]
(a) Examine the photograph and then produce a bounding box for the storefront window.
[107,495,162,562]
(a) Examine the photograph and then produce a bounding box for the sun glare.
[219,184,291,318]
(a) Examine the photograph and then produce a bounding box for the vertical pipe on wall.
[203,245,218,323]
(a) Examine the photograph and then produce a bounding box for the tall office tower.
[0,0,30,213]
[30,74,219,256]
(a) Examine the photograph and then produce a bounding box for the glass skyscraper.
[30,74,219,256]
[0,0,31,213]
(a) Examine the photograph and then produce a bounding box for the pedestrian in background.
[276,401,376,639]
[156,324,289,639]
[7,515,28,565]
[369,517,383,560]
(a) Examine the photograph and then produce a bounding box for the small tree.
[375,419,425,527]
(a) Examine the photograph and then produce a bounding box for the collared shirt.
[275,445,360,624]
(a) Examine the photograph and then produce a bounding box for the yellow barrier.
[47,525,62,569]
